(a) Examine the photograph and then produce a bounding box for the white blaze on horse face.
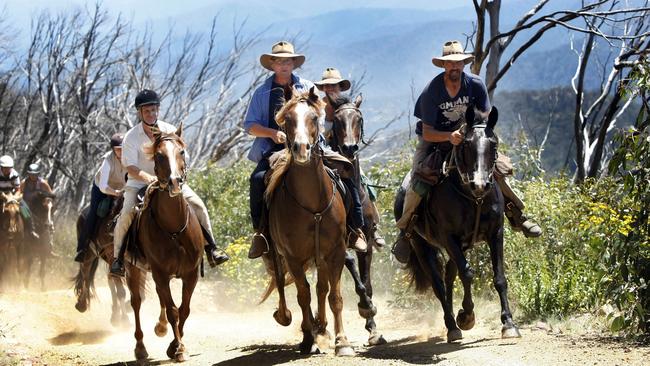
[161,140,182,195]
[293,102,312,163]
[343,112,356,146]
[473,131,489,190]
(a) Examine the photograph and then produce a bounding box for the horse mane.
[264,149,291,203]
[329,95,352,109]
[142,129,186,160]
[275,89,325,127]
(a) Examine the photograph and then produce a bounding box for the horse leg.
[411,235,462,342]
[328,248,355,357]
[108,274,120,327]
[154,294,168,337]
[271,244,291,326]
[170,271,198,363]
[358,247,386,346]
[344,251,375,318]
[151,271,183,361]
[287,261,317,354]
[456,253,476,331]
[489,228,521,338]
[126,267,148,361]
[74,259,93,313]
[315,262,330,339]
[115,277,130,325]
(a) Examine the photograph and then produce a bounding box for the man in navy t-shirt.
[392,40,541,263]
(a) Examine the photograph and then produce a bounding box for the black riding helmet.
[110,133,124,148]
[134,89,160,108]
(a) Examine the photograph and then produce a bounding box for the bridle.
[153,136,187,194]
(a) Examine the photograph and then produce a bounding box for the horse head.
[276,86,324,165]
[455,106,499,199]
[151,123,187,197]
[328,93,364,159]
[0,191,23,235]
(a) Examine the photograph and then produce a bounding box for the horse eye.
[180,150,185,156]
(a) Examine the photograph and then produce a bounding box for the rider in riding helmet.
[392,40,542,264]
[315,67,386,248]
[0,155,40,240]
[74,133,127,262]
[244,41,367,261]
[21,162,57,256]
[109,89,229,276]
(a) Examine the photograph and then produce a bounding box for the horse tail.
[405,236,434,294]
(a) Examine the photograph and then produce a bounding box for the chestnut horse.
[0,192,24,289]
[394,107,521,342]
[126,124,203,362]
[326,93,385,345]
[21,190,54,290]
[263,87,354,356]
[73,198,130,327]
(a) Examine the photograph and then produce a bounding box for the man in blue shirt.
[244,41,367,260]
[392,40,542,263]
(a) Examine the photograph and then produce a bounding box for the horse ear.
[354,93,363,108]
[308,86,319,103]
[176,122,183,138]
[464,105,476,127]
[487,106,498,130]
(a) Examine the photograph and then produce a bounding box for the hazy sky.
[3,0,465,25]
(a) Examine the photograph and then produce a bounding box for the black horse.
[326,94,386,346]
[394,106,521,342]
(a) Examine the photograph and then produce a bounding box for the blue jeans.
[76,183,107,253]
[249,157,271,230]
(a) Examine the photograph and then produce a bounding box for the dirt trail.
[1,277,648,366]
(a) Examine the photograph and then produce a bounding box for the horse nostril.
[292,143,298,153]
[306,143,311,151]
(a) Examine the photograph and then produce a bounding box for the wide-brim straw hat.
[314,67,351,91]
[260,41,305,71]
[432,40,474,68]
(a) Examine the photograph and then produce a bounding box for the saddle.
[414,145,453,187]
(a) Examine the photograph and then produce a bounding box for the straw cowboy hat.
[314,67,351,91]
[259,41,305,71]
[432,40,474,68]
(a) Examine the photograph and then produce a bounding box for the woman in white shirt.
[74,133,127,262]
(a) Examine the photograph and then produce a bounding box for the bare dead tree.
[469,0,650,182]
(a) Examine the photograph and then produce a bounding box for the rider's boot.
[348,227,368,252]
[201,225,229,267]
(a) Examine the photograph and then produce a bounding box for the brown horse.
[21,190,54,290]
[263,87,354,356]
[73,198,130,327]
[126,124,204,362]
[326,93,386,346]
[0,191,24,289]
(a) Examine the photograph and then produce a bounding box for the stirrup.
[249,232,269,259]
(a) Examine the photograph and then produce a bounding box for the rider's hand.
[272,130,287,144]
[449,129,464,146]
[142,173,157,184]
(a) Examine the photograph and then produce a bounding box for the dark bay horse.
[263,87,354,356]
[126,124,204,362]
[73,198,129,327]
[326,93,385,345]
[21,190,54,290]
[394,107,521,342]
[0,191,24,289]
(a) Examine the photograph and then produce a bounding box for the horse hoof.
[502,325,522,338]
[134,345,148,360]
[154,322,168,337]
[166,340,179,359]
[368,333,387,346]
[456,309,475,331]
[75,302,87,313]
[273,309,292,326]
[447,328,463,343]
[335,345,355,357]
[175,352,187,362]
[299,342,319,355]
[358,303,377,319]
